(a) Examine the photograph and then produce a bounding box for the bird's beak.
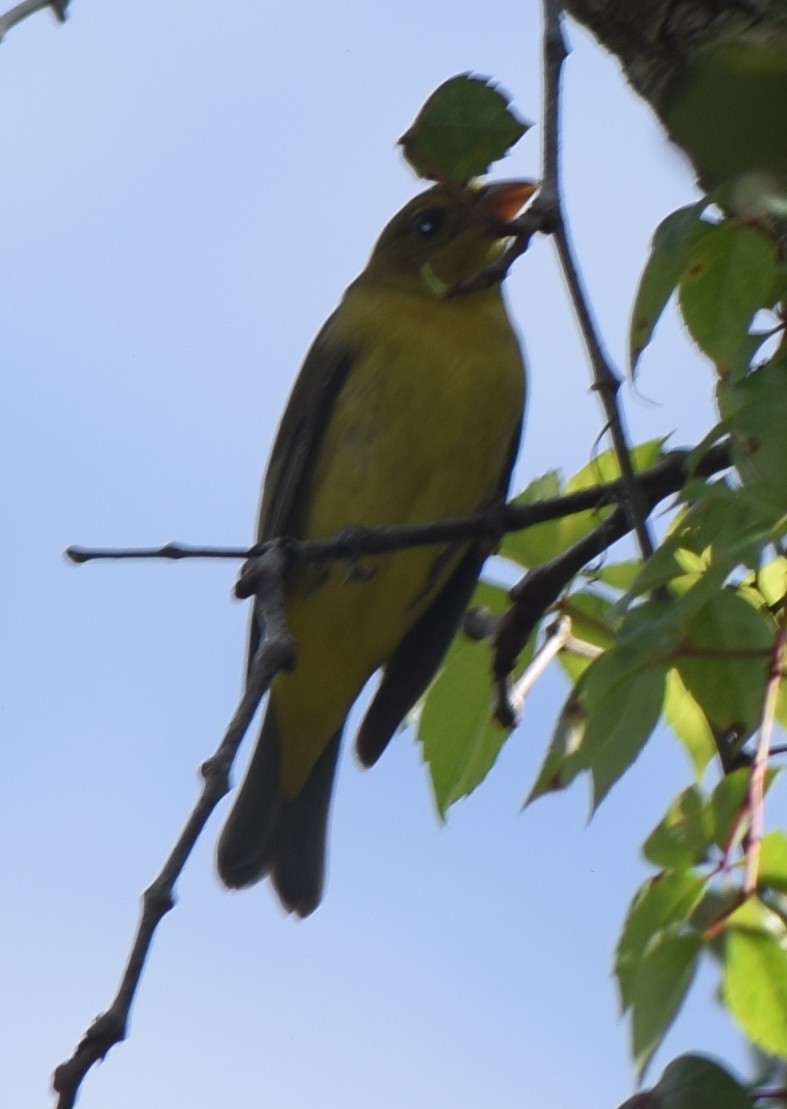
[480,180,538,223]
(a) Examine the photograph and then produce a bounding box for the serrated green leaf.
[629,204,715,372]
[652,1053,751,1109]
[676,589,773,739]
[643,787,711,869]
[419,582,533,816]
[678,222,777,367]
[631,933,702,1075]
[724,921,787,1058]
[664,669,717,776]
[399,74,529,182]
[616,872,707,1010]
[581,649,668,808]
[720,360,787,517]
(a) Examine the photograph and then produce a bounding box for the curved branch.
[0,0,67,42]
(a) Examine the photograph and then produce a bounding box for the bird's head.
[362,180,536,292]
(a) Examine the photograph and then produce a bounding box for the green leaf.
[399,74,529,182]
[675,589,773,739]
[663,670,717,777]
[720,359,787,517]
[581,648,668,808]
[723,910,787,1058]
[631,933,702,1075]
[419,582,533,816]
[525,693,586,804]
[624,480,773,606]
[502,441,666,568]
[758,831,787,894]
[499,470,563,567]
[629,204,714,372]
[586,560,643,592]
[706,767,780,852]
[616,871,707,1010]
[643,787,710,870]
[650,1054,751,1109]
[678,221,777,367]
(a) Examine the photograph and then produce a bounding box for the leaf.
[399,74,529,182]
[719,359,787,517]
[723,909,787,1058]
[419,582,534,816]
[678,221,777,367]
[502,440,666,569]
[759,831,787,894]
[499,470,563,567]
[629,204,715,372]
[631,933,702,1075]
[525,693,587,804]
[650,1054,751,1109]
[676,589,773,739]
[587,561,643,592]
[581,649,668,809]
[707,766,777,851]
[624,480,773,605]
[663,670,716,777]
[643,787,710,870]
[616,871,707,1011]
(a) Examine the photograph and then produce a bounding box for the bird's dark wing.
[354,418,524,767]
[246,313,354,671]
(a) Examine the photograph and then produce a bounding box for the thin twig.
[539,0,657,564]
[51,546,295,1109]
[0,0,66,41]
[65,440,732,574]
[497,615,573,725]
[743,607,787,896]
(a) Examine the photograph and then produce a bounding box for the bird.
[217,178,534,916]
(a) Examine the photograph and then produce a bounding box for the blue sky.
[2,2,753,1106]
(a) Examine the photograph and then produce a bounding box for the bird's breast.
[304,285,525,538]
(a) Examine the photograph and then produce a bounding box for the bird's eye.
[410,208,445,237]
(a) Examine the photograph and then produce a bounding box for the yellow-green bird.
[217,179,534,915]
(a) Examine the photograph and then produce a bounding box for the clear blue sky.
[2,2,753,1106]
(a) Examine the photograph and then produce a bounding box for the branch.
[65,441,732,578]
[490,439,731,708]
[0,0,67,41]
[743,605,787,897]
[540,0,658,563]
[51,545,296,1109]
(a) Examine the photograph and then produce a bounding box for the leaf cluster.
[406,74,787,1102]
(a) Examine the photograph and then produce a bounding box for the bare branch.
[496,614,573,726]
[51,546,296,1108]
[743,606,787,896]
[65,441,732,578]
[539,0,659,564]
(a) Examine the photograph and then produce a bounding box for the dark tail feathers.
[217,709,342,918]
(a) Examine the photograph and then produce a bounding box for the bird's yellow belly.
[272,291,524,794]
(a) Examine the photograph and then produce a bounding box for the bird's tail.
[217,707,342,917]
